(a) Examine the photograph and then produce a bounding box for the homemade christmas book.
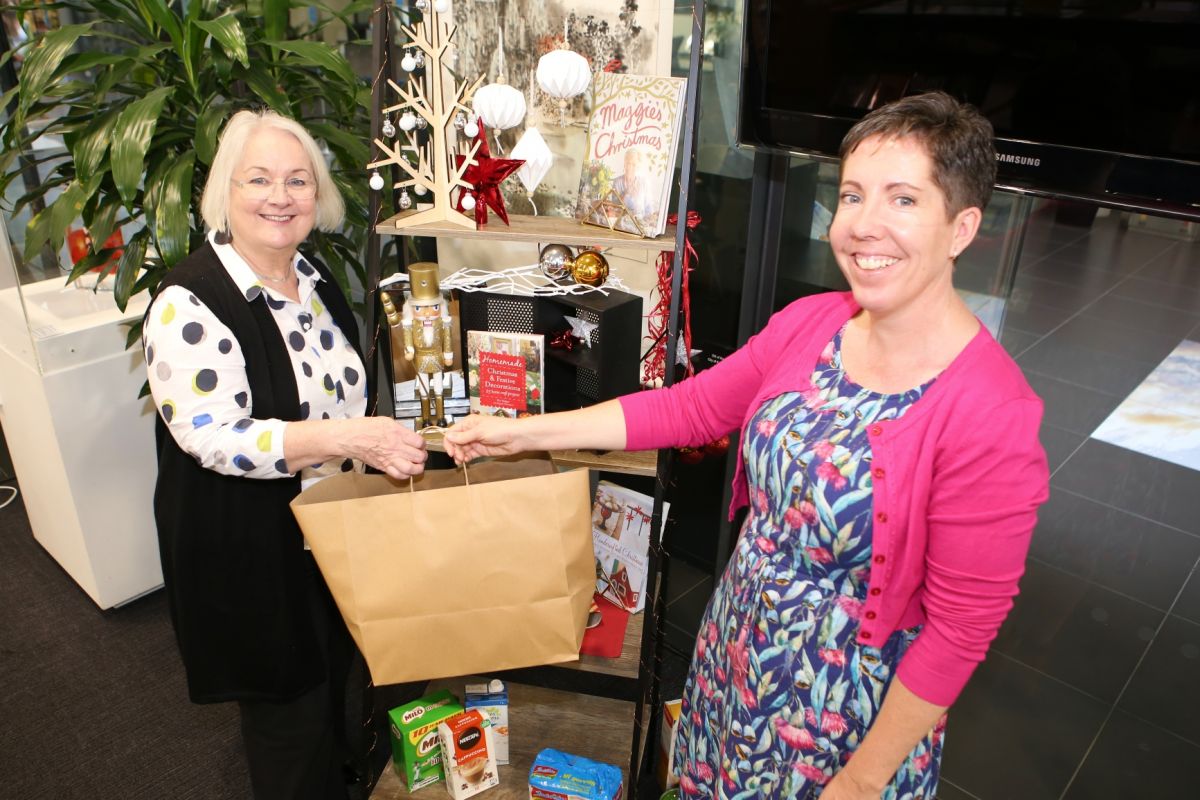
[591,481,669,613]
[575,72,687,237]
[465,330,545,417]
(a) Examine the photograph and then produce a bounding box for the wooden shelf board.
[557,609,643,680]
[369,679,634,800]
[377,212,677,253]
[419,431,659,479]
[547,448,658,477]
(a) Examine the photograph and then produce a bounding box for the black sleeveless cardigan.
[151,242,362,704]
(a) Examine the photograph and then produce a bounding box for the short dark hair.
[839,92,996,218]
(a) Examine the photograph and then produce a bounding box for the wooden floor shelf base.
[370,679,634,800]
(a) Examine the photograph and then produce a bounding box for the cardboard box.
[465,679,509,765]
[438,709,499,799]
[388,689,464,791]
[656,698,683,789]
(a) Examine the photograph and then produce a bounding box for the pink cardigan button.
[873,467,885,479]
[870,424,883,436]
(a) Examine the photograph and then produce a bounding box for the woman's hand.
[442,414,525,464]
[339,416,428,479]
[817,771,882,800]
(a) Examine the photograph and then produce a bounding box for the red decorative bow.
[549,329,579,351]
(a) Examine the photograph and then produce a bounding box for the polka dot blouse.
[143,233,367,486]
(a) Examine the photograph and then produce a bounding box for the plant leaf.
[114,229,150,311]
[154,152,195,268]
[235,62,291,115]
[111,86,174,208]
[193,15,249,67]
[266,39,356,87]
[69,108,120,181]
[138,0,185,49]
[263,0,288,42]
[85,201,122,255]
[194,100,228,165]
[48,181,90,256]
[18,23,94,117]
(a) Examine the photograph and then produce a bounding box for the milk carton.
[388,689,464,791]
[464,679,509,765]
[437,709,500,799]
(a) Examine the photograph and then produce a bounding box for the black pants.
[237,561,353,800]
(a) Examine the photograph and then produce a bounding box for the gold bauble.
[571,250,609,286]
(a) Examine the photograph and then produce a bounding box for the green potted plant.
[0,0,376,334]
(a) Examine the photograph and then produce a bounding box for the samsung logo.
[996,153,1041,167]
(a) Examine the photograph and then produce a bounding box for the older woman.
[144,110,426,800]
[445,92,1048,798]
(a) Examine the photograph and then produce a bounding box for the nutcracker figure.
[387,262,455,429]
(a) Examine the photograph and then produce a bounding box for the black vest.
[151,242,362,703]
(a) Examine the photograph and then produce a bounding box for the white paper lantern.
[536,48,591,103]
[472,81,526,132]
[509,127,554,194]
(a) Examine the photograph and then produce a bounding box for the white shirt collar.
[207,230,324,304]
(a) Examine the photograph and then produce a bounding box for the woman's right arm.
[145,287,426,480]
[444,319,774,463]
[442,399,627,463]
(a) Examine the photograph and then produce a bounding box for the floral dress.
[674,327,945,800]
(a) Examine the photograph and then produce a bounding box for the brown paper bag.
[290,457,594,685]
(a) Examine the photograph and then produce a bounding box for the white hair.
[200,109,345,234]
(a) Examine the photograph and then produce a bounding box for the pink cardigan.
[620,291,1049,706]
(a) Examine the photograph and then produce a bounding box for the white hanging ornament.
[414,184,428,197]
[536,47,591,126]
[433,0,450,13]
[473,77,526,135]
[401,51,417,72]
[368,171,385,191]
[415,0,429,12]
[399,111,417,132]
[510,127,553,194]
[462,116,480,138]
[461,193,477,211]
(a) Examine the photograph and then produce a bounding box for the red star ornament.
[454,128,523,227]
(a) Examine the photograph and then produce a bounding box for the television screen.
[739,1,1200,219]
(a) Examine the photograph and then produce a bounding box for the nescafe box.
[437,709,499,799]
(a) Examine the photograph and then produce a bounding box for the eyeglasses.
[232,176,317,200]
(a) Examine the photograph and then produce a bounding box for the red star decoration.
[454,128,523,228]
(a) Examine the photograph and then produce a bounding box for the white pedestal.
[0,277,161,608]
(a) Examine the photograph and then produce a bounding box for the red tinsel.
[643,211,699,386]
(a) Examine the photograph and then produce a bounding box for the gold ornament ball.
[571,250,609,286]
[538,243,575,282]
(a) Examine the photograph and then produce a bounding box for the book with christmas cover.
[575,72,687,237]
[465,330,545,418]
[591,481,669,613]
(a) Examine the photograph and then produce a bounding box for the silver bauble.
[538,244,575,282]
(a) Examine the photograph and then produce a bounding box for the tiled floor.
[660,205,1200,798]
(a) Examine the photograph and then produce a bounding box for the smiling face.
[228,126,317,264]
[829,134,981,321]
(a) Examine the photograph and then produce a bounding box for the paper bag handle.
[408,426,472,494]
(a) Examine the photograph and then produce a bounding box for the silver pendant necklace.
[232,242,294,286]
